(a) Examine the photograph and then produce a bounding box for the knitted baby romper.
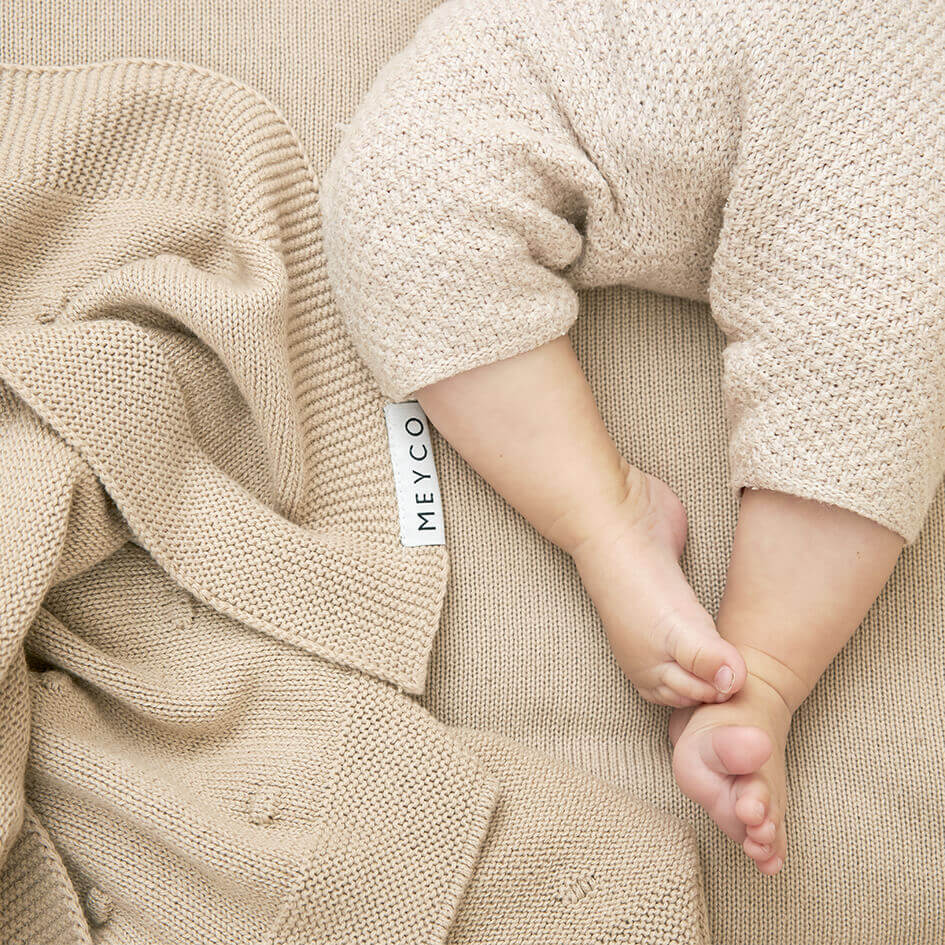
[321,0,945,545]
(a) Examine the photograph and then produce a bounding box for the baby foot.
[568,465,746,707]
[669,670,792,874]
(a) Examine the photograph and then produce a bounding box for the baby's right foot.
[568,463,746,707]
[668,662,793,874]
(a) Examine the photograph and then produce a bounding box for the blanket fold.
[0,59,449,696]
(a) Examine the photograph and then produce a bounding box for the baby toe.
[652,687,700,708]
[665,614,746,697]
[743,794,787,875]
[660,662,719,704]
[710,726,772,778]
[734,781,771,827]
[743,837,773,862]
[756,853,784,876]
[746,819,776,845]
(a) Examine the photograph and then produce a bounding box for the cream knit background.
[0,2,942,944]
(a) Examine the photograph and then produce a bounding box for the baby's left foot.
[669,669,793,875]
[568,464,747,707]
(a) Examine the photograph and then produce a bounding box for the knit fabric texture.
[320,0,945,545]
[0,2,943,944]
[0,55,707,945]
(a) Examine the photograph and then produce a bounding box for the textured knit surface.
[0,51,707,945]
[321,0,945,545]
[0,2,942,944]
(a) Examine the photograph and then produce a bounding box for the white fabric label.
[383,401,445,547]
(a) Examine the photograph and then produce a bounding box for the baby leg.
[415,333,746,706]
[670,488,903,873]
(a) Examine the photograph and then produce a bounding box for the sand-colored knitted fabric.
[0,805,92,944]
[320,0,945,545]
[0,57,707,945]
[1,2,942,943]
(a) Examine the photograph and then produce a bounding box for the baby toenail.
[714,666,734,693]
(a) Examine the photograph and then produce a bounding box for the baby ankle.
[739,644,810,716]
[563,460,654,558]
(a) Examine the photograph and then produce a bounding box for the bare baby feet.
[567,463,746,707]
[669,661,795,875]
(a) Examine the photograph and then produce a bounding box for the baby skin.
[415,333,904,875]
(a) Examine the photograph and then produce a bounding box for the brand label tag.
[383,401,445,547]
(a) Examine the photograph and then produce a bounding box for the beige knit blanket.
[0,3,942,944]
